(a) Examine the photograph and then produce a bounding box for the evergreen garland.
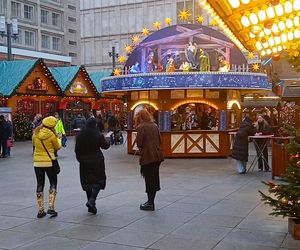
[13,111,32,141]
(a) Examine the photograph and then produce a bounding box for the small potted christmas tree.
[259,126,300,239]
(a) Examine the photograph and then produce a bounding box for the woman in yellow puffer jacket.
[32,116,61,218]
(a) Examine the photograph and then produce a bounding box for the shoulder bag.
[40,140,60,175]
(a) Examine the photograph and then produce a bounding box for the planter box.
[288,218,300,240]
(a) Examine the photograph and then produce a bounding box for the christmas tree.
[13,111,33,141]
[259,127,300,220]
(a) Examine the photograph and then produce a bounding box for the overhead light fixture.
[277,45,283,51]
[256,41,263,50]
[266,7,275,18]
[264,28,272,35]
[278,21,286,31]
[281,33,287,42]
[284,1,293,13]
[288,31,294,40]
[258,10,267,21]
[241,0,250,4]
[241,16,250,27]
[267,49,272,54]
[228,0,240,8]
[294,16,300,26]
[275,4,284,16]
[295,29,300,38]
[249,13,259,24]
[261,50,266,56]
[268,37,275,47]
[294,0,300,11]
[286,19,293,28]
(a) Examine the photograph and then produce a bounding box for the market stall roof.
[48,66,81,91]
[88,71,111,92]
[0,59,60,97]
[198,0,300,54]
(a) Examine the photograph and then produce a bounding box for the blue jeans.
[236,160,246,173]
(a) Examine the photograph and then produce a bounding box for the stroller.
[110,129,124,145]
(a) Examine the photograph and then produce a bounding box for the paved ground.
[0,136,300,250]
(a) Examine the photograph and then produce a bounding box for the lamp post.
[0,16,18,61]
[108,46,119,70]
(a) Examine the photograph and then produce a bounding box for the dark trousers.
[0,140,7,157]
[254,139,269,171]
[141,162,161,201]
[34,167,57,193]
[86,187,100,203]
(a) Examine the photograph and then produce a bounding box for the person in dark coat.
[75,117,110,214]
[136,109,164,211]
[0,115,10,158]
[254,115,272,172]
[232,116,255,174]
[96,114,104,133]
[200,108,216,130]
[72,114,86,131]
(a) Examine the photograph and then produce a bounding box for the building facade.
[0,0,81,65]
[80,0,211,71]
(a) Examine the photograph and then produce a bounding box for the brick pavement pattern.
[0,137,299,250]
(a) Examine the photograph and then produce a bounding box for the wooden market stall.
[0,59,62,120]
[49,66,98,133]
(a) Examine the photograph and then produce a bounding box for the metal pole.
[6,22,12,61]
[112,46,116,69]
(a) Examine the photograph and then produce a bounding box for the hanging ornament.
[165,17,172,26]
[131,35,140,45]
[142,28,150,36]
[268,181,276,189]
[272,53,281,61]
[178,9,191,21]
[196,15,204,24]
[248,52,255,59]
[264,20,273,29]
[252,63,260,71]
[153,21,161,30]
[113,68,121,76]
[118,55,126,64]
[124,45,133,54]
[270,0,279,5]
[281,197,289,205]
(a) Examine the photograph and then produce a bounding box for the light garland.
[171,99,219,111]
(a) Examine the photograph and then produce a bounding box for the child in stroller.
[110,129,124,145]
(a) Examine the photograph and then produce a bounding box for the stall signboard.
[163,111,171,132]
[102,72,271,92]
[219,110,227,131]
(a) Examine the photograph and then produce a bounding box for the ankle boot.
[140,201,155,211]
[47,189,58,217]
[37,192,46,218]
[86,188,99,214]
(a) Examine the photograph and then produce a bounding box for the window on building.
[24,4,33,20]
[69,40,76,45]
[41,34,50,49]
[25,30,34,46]
[52,12,60,26]
[41,9,49,24]
[68,4,76,10]
[68,29,76,34]
[52,36,60,51]
[68,16,76,22]
[12,29,21,44]
[0,0,7,14]
[11,1,21,17]
[69,52,77,57]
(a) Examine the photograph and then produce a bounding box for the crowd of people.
[29,108,163,218]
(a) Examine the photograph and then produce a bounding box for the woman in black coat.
[75,118,110,214]
[232,116,255,174]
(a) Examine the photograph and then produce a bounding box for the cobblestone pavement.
[0,137,299,250]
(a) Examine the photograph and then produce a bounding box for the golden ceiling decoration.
[142,28,150,36]
[118,55,126,64]
[153,21,161,30]
[165,17,172,26]
[199,0,300,55]
[178,9,191,21]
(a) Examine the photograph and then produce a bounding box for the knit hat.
[42,116,57,128]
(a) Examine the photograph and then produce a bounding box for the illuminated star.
[113,68,121,76]
[210,19,217,26]
[124,45,132,54]
[131,35,140,44]
[252,63,260,71]
[165,17,172,26]
[118,55,126,64]
[153,21,161,30]
[196,15,204,24]
[248,52,255,59]
[178,9,191,21]
[142,28,150,36]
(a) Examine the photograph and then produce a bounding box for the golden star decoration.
[124,45,132,54]
[248,52,255,60]
[210,19,217,26]
[196,15,204,24]
[142,28,150,36]
[131,35,140,45]
[165,17,172,26]
[113,68,121,76]
[178,9,191,21]
[118,55,126,64]
[252,63,260,71]
[153,21,161,30]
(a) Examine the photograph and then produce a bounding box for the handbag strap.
[40,139,53,160]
